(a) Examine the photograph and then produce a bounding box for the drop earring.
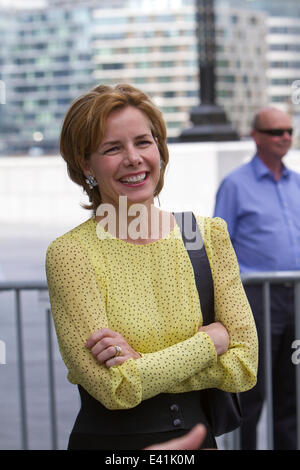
[85,175,98,189]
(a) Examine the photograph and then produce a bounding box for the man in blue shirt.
[214,107,300,449]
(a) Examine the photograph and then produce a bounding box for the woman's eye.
[137,140,151,147]
[103,146,119,155]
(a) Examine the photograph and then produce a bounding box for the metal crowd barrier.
[240,271,300,451]
[0,272,300,450]
[0,280,56,450]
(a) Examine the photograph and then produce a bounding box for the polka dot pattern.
[45,215,258,410]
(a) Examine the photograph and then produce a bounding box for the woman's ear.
[81,159,91,178]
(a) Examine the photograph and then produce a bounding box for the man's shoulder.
[287,166,300,181]
[220,158,253,187]
[224,160,252,181]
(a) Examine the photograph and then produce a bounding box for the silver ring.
[114,345,122,357]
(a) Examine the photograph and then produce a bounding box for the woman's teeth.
[120,173,146,184]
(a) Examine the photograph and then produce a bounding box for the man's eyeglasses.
[255,128,293,137]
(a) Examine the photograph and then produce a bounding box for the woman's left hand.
[85,328,141,368]
[198,322,229,356]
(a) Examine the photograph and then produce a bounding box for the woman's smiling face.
[85,105,161,210]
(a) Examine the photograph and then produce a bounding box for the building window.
[53,70,70,77]
[101,63,124,70]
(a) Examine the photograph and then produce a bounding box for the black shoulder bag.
[173,211,242,436]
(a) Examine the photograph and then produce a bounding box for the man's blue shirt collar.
[252,154,291,181]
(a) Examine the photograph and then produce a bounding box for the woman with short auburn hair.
[59,84,169,214]
[46,83,258,450]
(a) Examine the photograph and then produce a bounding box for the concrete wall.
[1,140,299,236]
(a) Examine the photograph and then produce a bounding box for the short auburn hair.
[59,83,169,213]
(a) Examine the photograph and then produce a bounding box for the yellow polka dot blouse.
[46,215,258,410]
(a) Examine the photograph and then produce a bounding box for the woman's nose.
[124,146,142,165]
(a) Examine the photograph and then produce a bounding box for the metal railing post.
[46,308,58,450]
[262,281,274,450]
[294,281,300,450]
[15,289,29,450]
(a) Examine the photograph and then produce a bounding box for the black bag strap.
[174,212,242,436]
[173,212,214,325]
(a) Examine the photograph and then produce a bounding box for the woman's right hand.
[198,322,229,356]
[85,328,141,368]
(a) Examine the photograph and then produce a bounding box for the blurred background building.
[221,0,300,137]
[0,0,300,154]
[1,0,300,451]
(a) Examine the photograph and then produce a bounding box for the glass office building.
[1,0,297,153]
[218,0,300,17]
[0,5,94,153]
[0,1,199,152]
[219,0,300,120]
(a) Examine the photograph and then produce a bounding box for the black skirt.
[67,386,217,450]
[68,428,217,450]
